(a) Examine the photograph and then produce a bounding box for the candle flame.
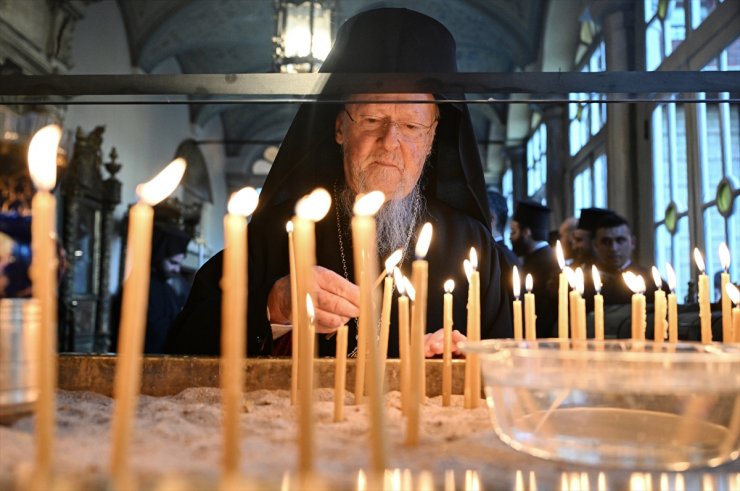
[719,242,730,272]
[693,248,705,273]
[353,190,385,216]
[306,293,315,322]
[295,187,331,221]
[725,282,740,305]
[666,262,677,292]
[575,267,584,295]
[623,271,638,293]
[444,279,455,293]
[28,124,62,191]
[592,265,602,293]
[513,265,521,299]
[469,247,478,270]
[385,249,402,275]
[415,222,433,259]
[651,266,663,289]
[393,267,405,295]
[463,259,473,282]
[564,266,576,289]
[525,273,533,293]
[227,186,259,216]
[556,240,565,269]
[404,277,416,302]
[356,469,367,491]
[136,158,187,206]
[286,221,293,233]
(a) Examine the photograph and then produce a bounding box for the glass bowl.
[460,339,740,470]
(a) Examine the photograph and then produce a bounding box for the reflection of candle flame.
[464,470,480,491]
[295,188,331,221]
[28,124,62,191]
[464,259,473,283]
[525,273,533,293]
[726,282,740,305]
[444,279,455,293]
[469,247,478,270]
[137,158,187,206]
[719,242,730,272]
[556,240,565,270]
[306,294,315,323]
[651,266,663,289]
[404,277,416,302]
[665,263,677,292]
[353,190,385,216]
[693,247,706,273]
[393,267,405,295]
[575,268,584,296]
[286,221,293,233]
[227,187,259,216]
[513,266,521,299]
[385,249,402,275]
[415,222,433,259]
[597,472,607,491]
[592,265,602,293]
[356,469,366,491]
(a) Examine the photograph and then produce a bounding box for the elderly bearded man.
[166,8,512,357]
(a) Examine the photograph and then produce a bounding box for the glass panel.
[655,224,672,285]
[703,206,725,302]
[653,105,671,221]
[702,104,725,203]
[594,154,607,208]
[672,104,689,212]
[646,20,663,71]
[674,215,691,303]
[728,104,740,184]
[729,198,739,283]
[646,0,660,22]
[695,0,720,28]
[666,2,686,58]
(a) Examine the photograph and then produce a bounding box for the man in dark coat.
[510,200,559,337]
[166,8,512,357]
[572,207,614,270]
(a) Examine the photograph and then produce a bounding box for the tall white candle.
[524,273,536,341]
[725,282,740,343]
[575,268,586,340]
[592,266,604,340]
[351,191,387,474]
[221,187,258,479]
[111,158,186,487]
[512,266,523,340]
[719,243,731,342]
[379,249,401,387]
[652,266,667,343]
[623,272,646,340]
[442,279,454,407]
[694,248,712,343]
[27,124,62,486]
[396,271,414,417]
[556,242,569,339]
[287,221,299,406]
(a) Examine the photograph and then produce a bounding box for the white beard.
[338,183,424,259]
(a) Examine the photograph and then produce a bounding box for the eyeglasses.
[344,109,436,141]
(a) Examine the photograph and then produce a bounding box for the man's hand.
[423,328,467,357]
[266,266,360,334]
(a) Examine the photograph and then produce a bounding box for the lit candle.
[442,279,454,407]
[351,191,387,474]
[221,187,258,479]
[666,263,679,343]
[512,266,523,340]
[27,124,62,486]
[334,324,348,422]
[575,268,586,340]
[464,248,481,409]
[725,282,740,343]
[293,188,331,478]
[396,272,414,417]
[694,248,712,343]
[524,274,536,341]
[287,221,299,406]
[592,265,604,340]
[623,272,646,340]
[565,267,579,339]
[556,241,569,339]
[379,249,402,386]
[407,222,432,445]
[719,243,731,342]
[652,266,667,343]
[111,158,186,486]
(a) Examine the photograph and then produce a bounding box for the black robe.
[165,194,512,357]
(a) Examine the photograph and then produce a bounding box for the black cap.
[513,200,551,234]
[577,207,614,233]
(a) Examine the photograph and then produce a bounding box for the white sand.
[1,388,737,490]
